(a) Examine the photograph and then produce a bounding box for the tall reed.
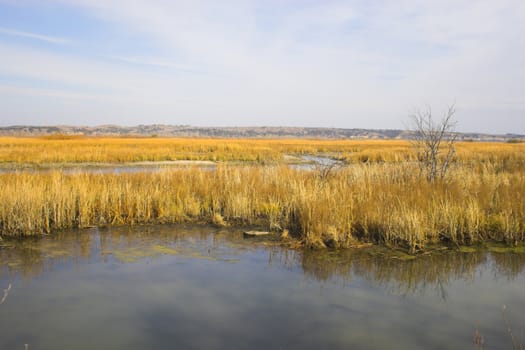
[1,162,523,250]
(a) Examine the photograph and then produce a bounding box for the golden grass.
[1,136,524,250]
[0,162,523,250]
[1,136,524,165]
[0,136,345,164]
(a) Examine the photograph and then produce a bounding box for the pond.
[1,225,524,349]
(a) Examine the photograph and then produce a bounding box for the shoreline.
[2,221,524,257]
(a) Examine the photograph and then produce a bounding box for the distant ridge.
[0,125,523,142]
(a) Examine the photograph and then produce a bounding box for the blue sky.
[0,0,523,133]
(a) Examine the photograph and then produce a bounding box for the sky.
[0,0,523,134]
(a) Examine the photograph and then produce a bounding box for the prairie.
[1,136,524,166]
[0,136,524,251]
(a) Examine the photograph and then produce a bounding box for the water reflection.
[2,225,525,292]
[301,250,490,299]
[1,225,525,350]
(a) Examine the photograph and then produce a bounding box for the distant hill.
[0,125,523,142]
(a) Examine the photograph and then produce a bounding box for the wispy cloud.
[0,0,523,132]
[0,27,68,44]
[102,55,209,74]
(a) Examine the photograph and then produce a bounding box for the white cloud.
[0,27,68,44]
[0,0,524,132]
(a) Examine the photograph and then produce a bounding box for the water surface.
[0,154,336,174]
[1,225,524,349]
[0,161,217,175]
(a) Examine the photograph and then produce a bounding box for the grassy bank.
[1,162,523,251]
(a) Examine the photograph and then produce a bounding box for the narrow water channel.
[1,225,524,349]
[0,154,336,174]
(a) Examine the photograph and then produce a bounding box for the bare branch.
[409,103,458,183]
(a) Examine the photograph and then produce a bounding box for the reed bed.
[1,137,524,165]
[1,162,523,250]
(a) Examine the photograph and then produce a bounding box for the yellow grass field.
[0,136,524,166]
[0,136,524,251]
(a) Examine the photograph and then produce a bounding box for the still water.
[1,225,524,349]
[0,154,334,174]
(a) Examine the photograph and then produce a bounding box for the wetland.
[0,136,524,349]
[1,225,525,349]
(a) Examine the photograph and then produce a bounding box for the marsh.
[1,225,524,349]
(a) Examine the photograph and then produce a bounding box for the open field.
[1,136,524,250]
[1,136,524,166]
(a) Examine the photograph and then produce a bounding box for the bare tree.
[315,156,344,184]
[410,104,458,183]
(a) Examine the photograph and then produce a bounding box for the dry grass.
[1,137,524,166]
[0,160,523,250]
[1,136,524,250]
[0,136,353,164]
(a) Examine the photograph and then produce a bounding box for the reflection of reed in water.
[355,253,485,298]
[490,253,525,278]
[0,225,250,279]
[300,249,525,297]
[2,226,525,298]
[0,228,98,279]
